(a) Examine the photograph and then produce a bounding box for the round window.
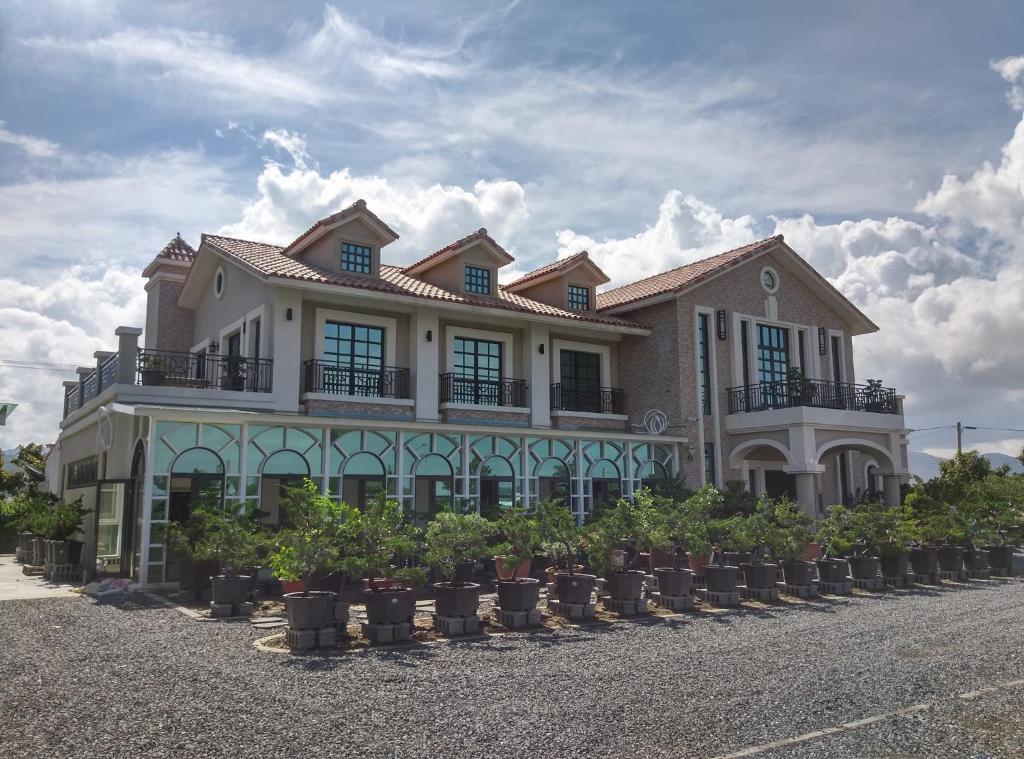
[214,267,225,298]
[760,266,779,293]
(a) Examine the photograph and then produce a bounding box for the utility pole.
[956,421,977,456]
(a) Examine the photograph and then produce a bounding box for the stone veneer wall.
[304,399,415,421]
[551,414,627,432]
[145,278,195,353]
[441,408,530,426]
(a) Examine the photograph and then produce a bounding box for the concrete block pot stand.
[492,508,543,628]
[189,504,268,618]
[587,495,657,616]
[644,487,708,611]
[425,512,494,636]
[358,494,427,643]
[38,497,90,581]
[269,480,366,651]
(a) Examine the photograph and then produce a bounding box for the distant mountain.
[909,450,1024,482]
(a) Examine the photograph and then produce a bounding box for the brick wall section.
[441,408,530,426]
[619,298,683,427]
[303,399,414,420]
[145,278,195,353]
[551,414,627,432]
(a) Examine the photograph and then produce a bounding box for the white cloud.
[219,154,529,264]
[993,55,1024,110]
[0,120,59,157]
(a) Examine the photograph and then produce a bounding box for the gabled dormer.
[403,228,514,297]
[503,250,610,313]
[283,199,399,278]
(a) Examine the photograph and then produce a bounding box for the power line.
[0,360,79,372]
[908,425,955,434]
[973,426,1024,434]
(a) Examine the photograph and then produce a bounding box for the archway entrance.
[260,450,311,527]
[412,455,454,528]
[478,455,515,519]
[342,452,387,509]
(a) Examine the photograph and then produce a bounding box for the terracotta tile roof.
[597,235,783,311]
[142,234,196,277]
[504,250,593,290]
[202,234,645,330]
[282,199,399,257]
[403,228,513,274]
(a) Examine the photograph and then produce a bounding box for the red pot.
[279,579,304,594]
[495,555,532,581]
[687,551,711,573]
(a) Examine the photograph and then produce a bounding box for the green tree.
[493,507,541,581]
[424,512,494,585]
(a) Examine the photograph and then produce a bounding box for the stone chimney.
[142,234,196,352]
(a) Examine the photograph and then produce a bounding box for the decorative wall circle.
[642,409,668,435]
[214,266,226,299]
[760,266,779,294]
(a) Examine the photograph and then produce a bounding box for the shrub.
[493,507,541,580]
[536,498,583,573]
[424,511,495,586]
[357,492,426,589]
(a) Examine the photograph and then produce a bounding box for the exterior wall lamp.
[426,329,433,342]
[818,326,827,355]
[715,309,727,340]
[286,307,293,321]
[538,343,545,354]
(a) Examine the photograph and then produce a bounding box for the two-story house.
[49,203,907,588]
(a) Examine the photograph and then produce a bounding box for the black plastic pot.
[212,575,251,605]
[284,591,336,630]
[497,578,541,611]
[140,369,166,386]
[909,547,938,576]
[50,540,84,565]
[963,549,990,571]
[984,546,1014,570]
[307,569,347,594]
[879,551,909,578]
[936,546,963,573]
[654,567,693,597]
[724,551,751,567]
[606,570,645,601]
[181,559,220,601]
[848,555,880,580]
[781,560,814,586]
[363,587,416,625]
[705,565,739,592]
[816,558,848,583]
[555,572,597,604]
[434,582,480,617]
[742,563,778,589]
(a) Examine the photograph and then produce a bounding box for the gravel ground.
[2,578,1023,759]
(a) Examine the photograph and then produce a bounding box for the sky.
[1,0,1024,464]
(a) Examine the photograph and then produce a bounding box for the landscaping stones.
[360,621,413,643]
[432,614,481,636]
[649,592,693,611]
[494,607,542,628]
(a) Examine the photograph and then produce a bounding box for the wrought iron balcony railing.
[727,378,899,415]
[137,349,273,393]
[550,383,625,414]
[439,373,527,407]
[304,360,410,399]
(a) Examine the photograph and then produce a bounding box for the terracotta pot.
[686,551,711,574]
[648,549,675,573]
[497,577,541,612]
[279,579,305,594]
[495,555,532,581]
[434,582,480,617]
[802,542,823,561]
[554,572,596,604]
[284,591,336,630]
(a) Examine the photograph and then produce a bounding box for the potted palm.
[493,507,542,618]
[536,498,594,605]
[358,493,426,628]
[425,511,494,630]
[270,480,365,635]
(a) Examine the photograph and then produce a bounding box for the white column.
[270,290,302,412]
[882,474,902,507]
[527,323,550,427]
[411,307,440,422]
[794,473,817,518]
[115,326,143,385]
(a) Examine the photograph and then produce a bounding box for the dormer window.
[340,242,372,274]
[465,265,491,295]
[568,284,590,311]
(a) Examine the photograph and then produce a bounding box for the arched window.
[260,450,311,527]
[589,459,621,513]
[171,447,224,475]
[535,457,570,506]
[478,455,515,519]
[638,461,669,494]
[342,452,387,509]
[412,454,454,528]
[168,447,224,525]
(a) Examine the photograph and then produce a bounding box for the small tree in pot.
[586,495,651,604]
[425,511,494,621]
[647,489,710,597]
[760,497,815,586]
[960,476,1023,572]
[818,505,880,580]
[194,507,266,611]
[43,497,90,565]
[270,480,365,632]
[859,501,914,578]
[493,507,542,613]
[358,493,427,627]
[536,498,594,604]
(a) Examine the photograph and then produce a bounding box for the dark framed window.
[568,284,590,311]
[67,457,98,489]
[340,242,372,274]
[560,349,601,412]
[464,265,491,294]
[703,443,716,487]
[830,335,843,384]
[698,313,712,415]
[323,321,384,395]
[756,324,790,385]
[740,320,751,387]
[453,337,502,405]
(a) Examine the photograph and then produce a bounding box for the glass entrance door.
[95,481,126,577]
[559,350,601,411]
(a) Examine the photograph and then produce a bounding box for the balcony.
[439,373,527,407]
[304,360,410,399]
[727,378,899,415]
[137,349,273,393]
[550,383,625,415]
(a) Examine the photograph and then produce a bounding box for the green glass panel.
[416,454,452,477]
[434,435,457,457]
[148,545,164,563]
[363,430,394,456]
[479,455,513,478]
[250,426,283,452]
[495,437,517,459]
[590,459,619,479]
[225,476,241,498]
[344,452,385,477]
[155,439,176,473]
[200,424,233,454]
[172,447,224,474]
[151,499,167,521]
[160,422,199,454]
[262,450,310,476]
[332,429,361,454]
[246,476,261,497]
[407,433,431,458]
[152,475,167,497]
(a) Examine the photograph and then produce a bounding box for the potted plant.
[493,507,542,614]
[194,507,265,611]
[586,496,650,607]
[139,354,167,386]
[960,478,1023,573]
[818,505,877,580]
[760,498,815,586]
[220,354,247,391]
[165,512,221,602]
[42,497,90,566]
[786,366,817,407]
[270,480,365,632]
[862,379,889,413]
[358,493,427,627]
[861,501,915,578]
[536,498,594,604]
[647,490,709,597]
[424,511,493,623]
